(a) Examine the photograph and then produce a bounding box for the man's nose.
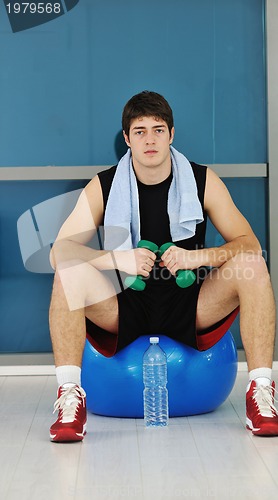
[145,132,155,144]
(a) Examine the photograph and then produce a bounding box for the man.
[49,90,277,442]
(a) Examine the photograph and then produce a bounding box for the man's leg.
[196,253,275,370]
[49,260,119,442]
[49,261,119,367]
[196,252,278,436]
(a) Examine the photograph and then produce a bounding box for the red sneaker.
[50,384,87,442]
[246,380,278,436]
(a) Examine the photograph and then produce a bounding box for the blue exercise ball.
[81,331,238,418]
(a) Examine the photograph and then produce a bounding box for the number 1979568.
[6,3,62,14]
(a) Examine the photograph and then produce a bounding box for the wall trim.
[0,163,267,181]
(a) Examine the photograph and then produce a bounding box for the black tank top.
[98,161,207,250]
[98,162,207,287]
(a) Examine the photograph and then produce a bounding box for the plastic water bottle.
[143,337,169,427]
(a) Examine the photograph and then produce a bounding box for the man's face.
[123,116,174,171]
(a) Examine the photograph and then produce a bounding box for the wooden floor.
[1,372,278,500]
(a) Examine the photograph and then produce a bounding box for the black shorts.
[116,278,201,351]
[86,276,239,357]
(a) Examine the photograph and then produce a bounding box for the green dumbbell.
[124,240,159,291]
[159,242,196,288]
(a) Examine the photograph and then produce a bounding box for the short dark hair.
[122,90,174,137]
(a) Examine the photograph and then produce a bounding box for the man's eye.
[156,129,164,133]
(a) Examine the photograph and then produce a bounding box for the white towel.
[104,146,204,250]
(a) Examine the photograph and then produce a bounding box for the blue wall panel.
[0,180,87,352]
[0,0,268,353]
[0,0,266,166]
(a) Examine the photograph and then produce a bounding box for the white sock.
[248,367,272,388]
[55,365,81,387]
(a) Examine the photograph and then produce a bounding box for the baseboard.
[1,361,278,377]
[0,365,56,376]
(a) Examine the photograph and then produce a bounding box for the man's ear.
[123,130,131,148]
[169,127,175,145]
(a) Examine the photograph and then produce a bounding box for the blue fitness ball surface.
[81,331,238,418]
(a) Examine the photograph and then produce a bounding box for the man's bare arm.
[161,168,262,274]
[49,176,117,271]
[49,175,156,277]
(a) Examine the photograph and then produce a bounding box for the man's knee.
[228,252,270,284]
[50,261,93,311]
[51,269,65,298]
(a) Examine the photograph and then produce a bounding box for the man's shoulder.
[189,161,207,185]
[96,165,118,207]
[189,160,207,171]
[97,165,117,181]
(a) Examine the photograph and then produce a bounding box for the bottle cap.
[150,337,159,344]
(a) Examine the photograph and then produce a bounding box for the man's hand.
[160,246,199,275]
[115,248,157,277]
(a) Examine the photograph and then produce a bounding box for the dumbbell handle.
[124,240,196,291]
[124,240,159,291]
[159,242,196,288]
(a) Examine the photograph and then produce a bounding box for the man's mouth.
[144,150,158,155]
